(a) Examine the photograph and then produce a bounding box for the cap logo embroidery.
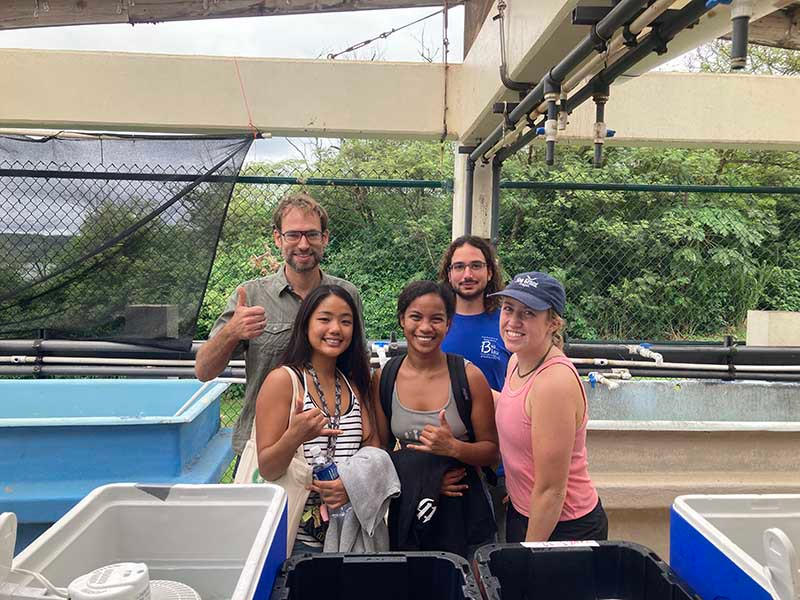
[514,275,539,288]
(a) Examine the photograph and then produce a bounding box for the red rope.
[233,57,259,139]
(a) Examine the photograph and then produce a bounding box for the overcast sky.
[0,7,464,60]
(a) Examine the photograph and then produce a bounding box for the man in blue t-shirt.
[438,235,511,541]
[438,235,510,392]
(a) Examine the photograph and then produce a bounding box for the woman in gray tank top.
[371,280,499,555]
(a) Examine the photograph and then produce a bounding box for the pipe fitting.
[593,121,608,145]
[558,92,569,130]
[588,371,620,389]
[545,119,558,143]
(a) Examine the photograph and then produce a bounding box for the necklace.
[514,343,554,379]
[306,363,343,456]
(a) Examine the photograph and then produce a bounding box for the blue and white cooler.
[671,494,800,600]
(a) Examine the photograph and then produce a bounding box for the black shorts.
[506,498,608,543]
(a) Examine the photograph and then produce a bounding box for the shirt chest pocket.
[251,321,293,360]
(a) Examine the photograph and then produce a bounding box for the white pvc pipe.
[570,357,800,373]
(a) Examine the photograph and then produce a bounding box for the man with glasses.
[195,192,364,463]
[438,235,510,392]
[438,235,511,541]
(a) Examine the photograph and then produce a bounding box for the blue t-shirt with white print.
[441,310,510,392]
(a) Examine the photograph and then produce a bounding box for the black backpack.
[378,352,497,485]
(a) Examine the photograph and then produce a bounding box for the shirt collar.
[275,264,328,295]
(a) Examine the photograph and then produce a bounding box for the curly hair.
[437,235,504,312]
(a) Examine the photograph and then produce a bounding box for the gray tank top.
[391,383,469,447]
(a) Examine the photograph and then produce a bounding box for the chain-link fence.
[498,180,800,342]
[3,137,800,477]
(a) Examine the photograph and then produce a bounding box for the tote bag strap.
[248,365,303,444]
[281,366,306,462]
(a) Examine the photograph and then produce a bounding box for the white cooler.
[4,483,287,600]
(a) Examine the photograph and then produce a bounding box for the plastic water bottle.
[308,446,352,518]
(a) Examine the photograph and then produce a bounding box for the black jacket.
[388,448,496,557]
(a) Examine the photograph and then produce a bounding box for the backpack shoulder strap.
[379,355,404,449]
[446,353,475,443]
[446,353,498,486]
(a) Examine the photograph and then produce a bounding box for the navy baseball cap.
[488,271,565,316]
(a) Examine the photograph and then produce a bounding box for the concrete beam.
[0,48,448,138]
[562,71,800,150]
[3,48,800,150]
[0,0,442,30]
[463,0,494,59]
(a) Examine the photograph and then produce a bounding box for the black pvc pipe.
[469,0,649,163]
[0,339,201,359]
[730,16,749,70]
[567,342,800,367]
[464,158,475,235]
[498,181,800,194]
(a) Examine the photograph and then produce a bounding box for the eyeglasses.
[449,261,487,273]
[279,230,323,243]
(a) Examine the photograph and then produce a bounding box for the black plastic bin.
[474,542,700,600]
[270,552,482,600]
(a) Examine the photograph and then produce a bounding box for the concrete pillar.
[451,149,494,240]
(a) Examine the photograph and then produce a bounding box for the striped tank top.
[295,368,363,547]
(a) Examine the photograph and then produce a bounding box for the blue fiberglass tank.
[0,378,233,553]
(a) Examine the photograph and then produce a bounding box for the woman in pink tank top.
[489,271,607,543]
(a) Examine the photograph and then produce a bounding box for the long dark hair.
[437,235,505,312]
[279,285,371,403]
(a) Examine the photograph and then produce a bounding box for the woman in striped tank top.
[255,285,378,554]
[489,272,608,543]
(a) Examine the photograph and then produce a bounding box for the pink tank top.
[495,355,598,521]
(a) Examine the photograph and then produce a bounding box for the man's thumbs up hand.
[228,286,266,340]
[237,287,248,308]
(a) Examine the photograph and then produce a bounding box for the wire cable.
[327,2,464,60]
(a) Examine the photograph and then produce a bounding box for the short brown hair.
[272,192,329,233]
[437,235,504,312]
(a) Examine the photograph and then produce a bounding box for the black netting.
[0,135,252,350]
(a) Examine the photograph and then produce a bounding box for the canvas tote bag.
[234,366,312,549]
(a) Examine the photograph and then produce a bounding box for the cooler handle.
[763,527,800,600]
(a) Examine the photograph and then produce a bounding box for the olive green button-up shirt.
[208,266,364,454]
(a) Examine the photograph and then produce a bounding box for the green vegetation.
[197,142,800,343]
